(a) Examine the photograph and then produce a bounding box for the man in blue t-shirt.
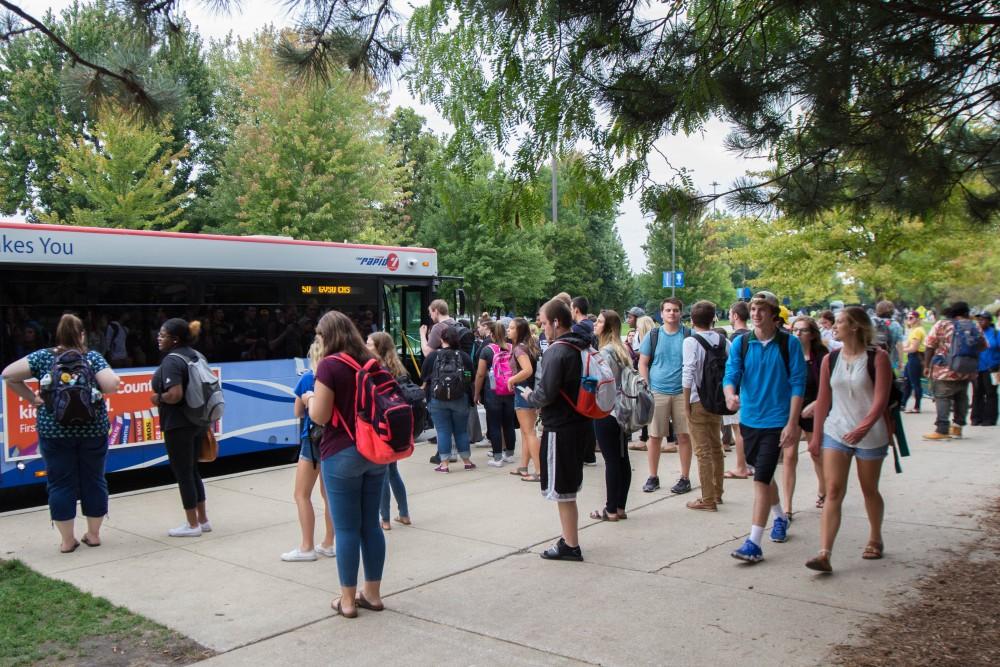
[723,291,807,563]
[638,297,693,495]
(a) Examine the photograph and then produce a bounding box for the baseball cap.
[627,307,645,317]
[751,291,780,310]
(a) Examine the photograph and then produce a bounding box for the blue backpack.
[945,319,983,374]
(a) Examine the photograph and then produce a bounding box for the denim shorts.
[299,437,315,463]
[514,390,534,411]
[822,434,889,461]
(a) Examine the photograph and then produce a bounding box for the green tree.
[201,33,409,243]
[406,1,1000,221]
[729,205,1000,306]
[417,154,553,315]
[35,109,191,230]
[637,193,734,313]
[0,1,219,221]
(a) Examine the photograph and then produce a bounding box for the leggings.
[901,354,923,410]
[379,462,410,521]
[164,425,206,510]
[485,394,516,457]
[595,416,631,514]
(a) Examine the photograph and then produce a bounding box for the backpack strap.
[648,327,659,365]
[740,329,791,377]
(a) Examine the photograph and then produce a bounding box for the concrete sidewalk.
[2,411,997,666]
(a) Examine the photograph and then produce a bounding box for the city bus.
[0,221,440,490]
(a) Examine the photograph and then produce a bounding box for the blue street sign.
[737,287,752,299]
[663,271,684,288]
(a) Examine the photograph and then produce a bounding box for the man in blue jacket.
[723,291,807,563]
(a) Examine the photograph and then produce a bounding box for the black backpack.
[693,334,736,415]
[397,375,428,437]
[450,322,476,357]
[41,350,100,427]
[872,317,893,352]
[431,349,468,401]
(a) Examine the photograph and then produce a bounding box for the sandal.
[393,516,411,526]
[862,542,884,560]
[627,443,647,451]
[464,462,477,470]
[331,597,358,618]
[433,464,449,473]
[520,473,540,482]
[509,466,529,476]
[589,509,619,522]
[356,592,385,612]
[724,470,750,479]
[380,520,391,531]
[904,408,920,414]
[617,511,628,520]
[60,540,80,554]
[81,534,101,547]
[805,550,833,572]
[816,494,826,509]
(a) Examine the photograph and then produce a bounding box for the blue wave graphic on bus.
[1,359,306,489]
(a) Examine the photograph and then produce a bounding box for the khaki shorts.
[649,393,689,438]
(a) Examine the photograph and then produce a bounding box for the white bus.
[0,222,440,490]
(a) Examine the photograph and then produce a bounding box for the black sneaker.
[642,475,660,493]
[670,476,692,494]
[429,453,441,464]
[540,538,583,562]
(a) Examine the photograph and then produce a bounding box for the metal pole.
[671,220,676,297]
[551,154,558,225]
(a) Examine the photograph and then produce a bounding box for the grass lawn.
[0,559,211,666]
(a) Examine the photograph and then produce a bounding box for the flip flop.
[724,470,749,479]
[393,516,411,526]
[81,535,101,548]
[356,592,385,612]
[380,521,391,531]
[60,541,80,553]
[627,443,647,451]
[520,473,540,482]
[589,509,619,522]
[862,542,884,560]
[509,467,529,476]
[331,597,357,618]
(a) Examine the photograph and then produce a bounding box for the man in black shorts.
[723,291,807,563]
[522,298,593,561]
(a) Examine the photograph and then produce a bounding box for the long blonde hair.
[635,315,655,342]
[368,331,408,378]
[597,310,632,367]
[307,338,323,371]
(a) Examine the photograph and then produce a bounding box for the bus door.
[382,282,428,380]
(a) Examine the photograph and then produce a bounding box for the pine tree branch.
[0,0,147,99]
[858,0,1000,27]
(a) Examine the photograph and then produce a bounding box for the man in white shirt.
[818,310,843,351]
[682,300,730,511]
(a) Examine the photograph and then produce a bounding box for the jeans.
[971,370,998,426]
[429,398,471,459]
[38,435,109,522]
[594,416,631,514]
[379,462,409,521]
[934,379,971,434]
[164,425,207,511]
[322,447,387,587]
[485,394,516,458]
[688,402,725,503]
[901,354,923,410]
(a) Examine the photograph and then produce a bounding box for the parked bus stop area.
[1,411,997,666]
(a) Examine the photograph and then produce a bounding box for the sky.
[29,0,759,270]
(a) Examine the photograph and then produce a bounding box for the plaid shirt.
[925,319,978,382]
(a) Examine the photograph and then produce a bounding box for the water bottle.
[488,369,496,390]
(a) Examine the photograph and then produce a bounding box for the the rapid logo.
[356,253,399,271]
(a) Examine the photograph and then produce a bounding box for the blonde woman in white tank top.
[805,307,894,573]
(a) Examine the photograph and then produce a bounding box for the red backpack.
[329,353,414,464]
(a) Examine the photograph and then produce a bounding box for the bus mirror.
[456,288,467,317]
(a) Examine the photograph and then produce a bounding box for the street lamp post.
[671,220,676,297]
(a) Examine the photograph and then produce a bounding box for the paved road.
[2,411,996,666]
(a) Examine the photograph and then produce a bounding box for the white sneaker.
[168,523,202,537]
[199,520,213,533]
[281,547,318,562]
[315,544,336,558]
[487,458,504,467]
[502,453,516,463]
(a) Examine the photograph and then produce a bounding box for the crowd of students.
[10,289,999,615]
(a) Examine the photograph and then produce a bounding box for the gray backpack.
[169,351,225,426]
[615,363,654,433]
